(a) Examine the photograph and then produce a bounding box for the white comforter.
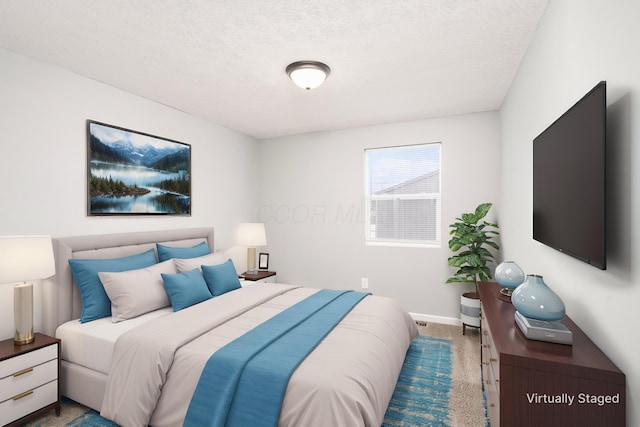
[101,284,418,427]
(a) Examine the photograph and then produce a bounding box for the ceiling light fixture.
[286,61,331,90]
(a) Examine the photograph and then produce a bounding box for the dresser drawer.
[481,346,500,393]
[481,310,500,426]
[484,363,500,427]
[0,359,58,402]
[0,344,57,379]
[481,321,500,385]
[0,380,58,425]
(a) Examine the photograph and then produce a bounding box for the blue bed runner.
[184,289,370,427]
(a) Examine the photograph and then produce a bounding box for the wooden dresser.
[478,281,625,427]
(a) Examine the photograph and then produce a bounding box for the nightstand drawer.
[0,379,57,425]
[0,344,57,379]
[0,359,58,402]
[0,334,61,426]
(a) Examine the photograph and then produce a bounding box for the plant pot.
[460,292,480,334]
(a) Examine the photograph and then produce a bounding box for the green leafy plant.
[446,202,500,294]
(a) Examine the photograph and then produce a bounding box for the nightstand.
[240,270,277,283]
[0,333,61,427]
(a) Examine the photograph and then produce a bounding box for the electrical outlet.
[361,278,369,289]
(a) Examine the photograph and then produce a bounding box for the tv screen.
[533,81,606,269]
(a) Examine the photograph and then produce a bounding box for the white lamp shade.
[237,223,267,247]
[0,235,55,283]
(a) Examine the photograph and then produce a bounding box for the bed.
[42,227,418,427]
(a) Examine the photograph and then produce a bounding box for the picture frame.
[259,253,269,270]
[87,120,191,215]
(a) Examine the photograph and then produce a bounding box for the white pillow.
[174,251,226,273]
[98,260,176,323]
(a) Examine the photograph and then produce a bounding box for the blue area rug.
[63,410,119,427]
[37,336,454,427]
[30,397,119,427]
[383,335,453,427]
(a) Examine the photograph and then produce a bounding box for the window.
[365,143,441,246]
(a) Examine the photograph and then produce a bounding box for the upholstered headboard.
[41,227,214,336]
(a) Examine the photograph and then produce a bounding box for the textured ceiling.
[0,0,548,139]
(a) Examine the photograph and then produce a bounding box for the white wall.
[258,112,500,321]
[0,48,260,339]
[500,1,639,424]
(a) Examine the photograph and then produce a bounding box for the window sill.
[365,241,441,249]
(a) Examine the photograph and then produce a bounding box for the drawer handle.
[482,361,489,365]
[482,344,490,348]
[496,379,500,383]
[486,379,491,385]
[483,330,488,335]
[12,390,34,401]
[13,367,34,377]
[490,403,496,408]
[490,358,498,362]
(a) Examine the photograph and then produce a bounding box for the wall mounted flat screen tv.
[533,81,606,269]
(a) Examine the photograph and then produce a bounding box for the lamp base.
[246,247,257,275]
[14,335,34,346]
[14,282,34,346]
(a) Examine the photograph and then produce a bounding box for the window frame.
[364,143,442,248]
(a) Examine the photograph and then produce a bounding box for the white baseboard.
[409,312,462,327]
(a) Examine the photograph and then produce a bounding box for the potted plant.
[446,203,499,333]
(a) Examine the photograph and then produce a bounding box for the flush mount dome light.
[286,61,331,90]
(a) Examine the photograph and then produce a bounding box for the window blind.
[365,143,441,246]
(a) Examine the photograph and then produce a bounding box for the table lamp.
[0,236,55,345]
[237,223,266,274]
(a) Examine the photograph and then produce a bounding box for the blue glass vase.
[511,275,565,321]
[494,261,525,296]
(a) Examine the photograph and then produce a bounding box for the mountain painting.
[87,121,191,215]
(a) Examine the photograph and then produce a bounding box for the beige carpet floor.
[23,322,486,427]
[416,322,487,426]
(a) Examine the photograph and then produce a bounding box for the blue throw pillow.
[68,249,158,323]
[161,268,213,311]
[202,259,242,296]
[156,241,211,262]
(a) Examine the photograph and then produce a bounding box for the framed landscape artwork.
[87,120,191,215]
